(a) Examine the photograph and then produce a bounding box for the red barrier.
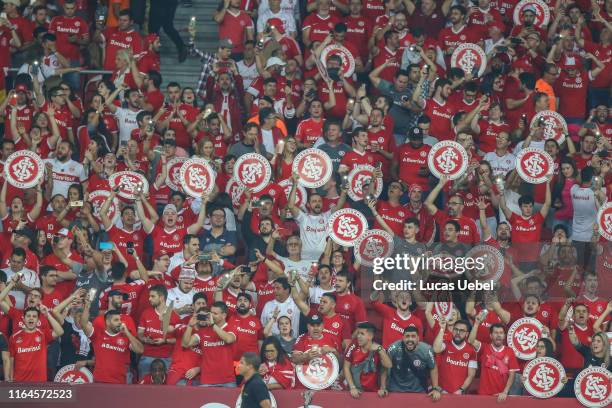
[0,383,584,408]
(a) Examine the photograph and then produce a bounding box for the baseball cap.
[14,228,35,242]
[108,289,129,300]
[306,315,323,325]
[57,228,74,240]
[265,57,286,70]
[219,38,234,49]
[14,84,29,93]
[163,204,178,214]
[267,18,285,34]
[153,249,169,260]
[522,5,537,14]
[178,266,196,281]
[408,127,424,139]
[423,39,437,50]
[408,184,423,195]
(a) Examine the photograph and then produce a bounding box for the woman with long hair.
[552,157,578,236]
[258,336,295,390]
[34,229,52,260]
[272,136,297,182]
[570,330,612,370]
[263,314,296,355]
[110,50,143,91]
[181,87,198,108]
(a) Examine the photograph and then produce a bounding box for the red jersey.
[39,101,72,139]
[103,28,143,70]
[438,25,481,54]
[477,120,511,153]
[107,225,146,273]
[584,41,611,89]
[558,323,594,374]
[372,46,401,82]
[436,340,478,393]
[477,343,519,395]
[9,328,53,382]
[8,307,50,333]
[317,78,352,119]
[3,104,34,141]
[578,296,610,323]
[344,341,381,391]
[433,211,480,245]
[88,326,132,384]
[303,13,341,43]
[555,71,589,120]
[344,15,372,61]
[294,332,338,354]
[49,16,88,61]
[371,301,423,348]
[255,280,276,316]
[150,224,188,255]
[138,307,181,358]
[217,10,254,54]
[339,149,375,172]
[167,324,202,385]
[367,126,395,180]
[99,281,146,317]
[41,286,71,309]
[159,104,199,149]
[508,212,544,262]
[295,118,324,147]
[373,201,409,237]
[424,98,454,141]
[92,314,137,337]
[228,313,263,360]
[320,313,344,352]
[334,292,367,340]
[193,322,237,385]
[395,143,431,190]
[136,50,161,74]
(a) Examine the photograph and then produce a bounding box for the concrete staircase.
[158,1,220,89]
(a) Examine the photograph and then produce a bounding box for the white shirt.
[295,210,332,260]
[258,0,299,20]
[571,185,605,242]
[257,9,297,35]
[308,285,335,306]
[261,128,275,154]
[237,59,258,90]
[166,287,196,319]
[275,255,315,280]
[114,107,141,143]
[484,151,517,176]
[513,140,545,155]
[3,267,38,309]
[168,251,187,276]
[44,158,87,197]
[260,296,301,336]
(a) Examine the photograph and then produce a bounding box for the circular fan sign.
[466,244,505,282]
[513,0,551,28]
[320,44,355,78]
[4,150,44,188]
[434,302,454,322]
[109,171,149,201]
[574,366,611,407]
[507,317,544,360]
[347,165,383,201]
[515,148,554,184]
[278,178,307,210]
[292,148,333,188]
[295,353,340,390]
[88,190,119,224]
[225,177,245,211]
[451,43,487,77]
[523,357,566,398]
[328,208,368,247]
[427,141,469,180]
[531,110,567,145]
[597,202,612,241]
[54,364,94,383]
[233,153,272,193]
[353,229,393,267]
[166,157,187,191]
[179,158,216,198]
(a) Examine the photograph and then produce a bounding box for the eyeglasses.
[453,328,468,333]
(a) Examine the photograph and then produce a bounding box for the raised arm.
[424,176,448,215]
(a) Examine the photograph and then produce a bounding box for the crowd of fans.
[0,0,610,404]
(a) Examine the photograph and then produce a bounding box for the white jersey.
[237,60,258,90]
[44,158,87,198]
[260,297,301,336]
[168,251,187,276]
[275,255,315,280]
[115,107,141,143]
[295,210,332,260]
[256,9,297,35]
[484,151,517,176]
[513,140,545,155]
[571,185,605,242]
[3,267,38,309]
[308,285,335,306]
[166,287,196,319]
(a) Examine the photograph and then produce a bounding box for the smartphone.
[241,266,251,274]
[9,92,17,107]
[31,61,39,76]
[126,241,134,255]
[198,253,212,261]
[70,200,84,207]
[99,242,113,251]
[120,140,128,147]
[197,313,209,321]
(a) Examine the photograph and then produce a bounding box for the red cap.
[14,84,28,93]
[408,184,423,195]
[267,18,285,34]
[423,38,437,50]
[153,249,169,260]
[57,228,74,240]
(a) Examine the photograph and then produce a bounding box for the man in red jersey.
[81,305,144,384]
[214,0,254,55]
[137,194,207,256]
[557,300,595,377]
[98,263,146,318]
[393,127,430,191]
[3,0,32,51]
[295,100,325,149]
[468,320,519,401]
[344,0,372,62]
[166,293,207,385]
[499,182,551,269]
[136,33,161,74]
[424,176,480,245]
[437,5,482,60]
[137,284,180,378]
[182,301,237,387]
[9,306,63,382]
[97,9,143,71]
[159,82,200,149]
[370,290,423,348]
[333,271,367,341]
[229,292,262,363]
[424,78,454,142]
[433,319,477,394]
[339,127,376,173]
[570,272,611,323]
[292,314,339,369]
[292,290,344,351]
[302,0,342,46]
[366,108,395,181]
[344,322,392,397]
[372,30,401,83]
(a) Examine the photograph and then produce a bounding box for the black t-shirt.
[576,343,612,371]
[240,373,270,408]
